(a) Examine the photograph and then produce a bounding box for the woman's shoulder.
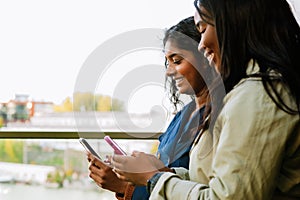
[223,79,265,108]
[220,72,297,126]
[225,78,296,113]
[224,60,294,109]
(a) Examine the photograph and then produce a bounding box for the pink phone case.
[104,136,126,155]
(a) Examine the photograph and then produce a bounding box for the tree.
[73,92,95,111]
[96,95,111,111]
[0,140,23,162]
[72,92,124,112]
[112,98,124,111]
[54,97,73,112]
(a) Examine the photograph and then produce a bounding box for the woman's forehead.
[164,40,181,56]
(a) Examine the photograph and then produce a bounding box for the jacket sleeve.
[173,167,190,180]
[149,80,299,200]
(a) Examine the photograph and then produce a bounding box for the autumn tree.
[54,97,73,112]
[72,92,124,112]
[96,95,111,111]
[73,92,95,111]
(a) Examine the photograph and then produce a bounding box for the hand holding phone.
[79,138,102,160]
[104,136,127,155]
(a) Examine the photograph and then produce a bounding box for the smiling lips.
[174,77,184,86]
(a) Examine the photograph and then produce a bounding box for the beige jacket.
[150,61,300,200]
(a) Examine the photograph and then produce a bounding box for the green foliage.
[0,140,23,163]
[27,144,64,166]
[0,140,86,171]
[0,140,92,188]
[112,98,124,111]
[46,170,65,188]
[0,116,3,128]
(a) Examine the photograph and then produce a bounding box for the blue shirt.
[132,101,205,200]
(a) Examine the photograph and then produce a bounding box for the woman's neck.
[194,88,209,110]
[188,88,208,120]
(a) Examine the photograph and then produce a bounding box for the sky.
[0,0,195,111]
[1,0,299,113]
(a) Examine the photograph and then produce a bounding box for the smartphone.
[79,138,102,160]
[104,135,127,155]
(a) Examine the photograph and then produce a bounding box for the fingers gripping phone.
[79,138,102,160]
[104,136,127,155]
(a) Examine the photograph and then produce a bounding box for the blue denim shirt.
[132,101,205,200]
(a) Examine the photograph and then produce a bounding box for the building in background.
[0,94,54,124]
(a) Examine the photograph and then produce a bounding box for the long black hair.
[163,16,202,113]
[195,0,300,115]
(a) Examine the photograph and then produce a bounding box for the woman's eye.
[197,23,207,35]
[173,59,182,64]
[198,25,206,34]
[199,28,206,34]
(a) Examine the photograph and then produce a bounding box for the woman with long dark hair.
[112,0,300,199]
[87,16,214,200]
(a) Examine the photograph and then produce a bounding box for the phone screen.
[79,138,102,160]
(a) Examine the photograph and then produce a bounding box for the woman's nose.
[198,40,206,54]
[166,65,176,77]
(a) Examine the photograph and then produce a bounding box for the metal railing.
[0,130,162,139]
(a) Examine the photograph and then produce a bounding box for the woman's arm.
[152,81,299,199]
[115,81,299,199]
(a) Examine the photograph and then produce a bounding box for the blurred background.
[0,0,299,199]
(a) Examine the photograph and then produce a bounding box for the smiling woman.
[109,0,300,199]
[0,1,199,200]
[1,1,300,200]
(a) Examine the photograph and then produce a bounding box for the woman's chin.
[178,88,194,96]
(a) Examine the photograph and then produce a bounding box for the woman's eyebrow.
[167,53,186,60]
[168,53,177,59]
[165,52,178,59]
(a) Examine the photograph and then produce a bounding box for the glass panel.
[0,0,198,199]
[0,138,157,200]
